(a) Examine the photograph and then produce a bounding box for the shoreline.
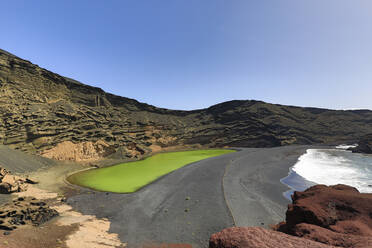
[66,149,236,194]
[279,147,318,200]
[68,145,315,247]
[0,145,323,248]
[281,146,372,198]
[222,146,312,228]
[280,168,316,200]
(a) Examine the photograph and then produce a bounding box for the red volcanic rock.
[209,227,335,248]
[275,184,372,247]
[209,185,372,248]
[290,223,372,248]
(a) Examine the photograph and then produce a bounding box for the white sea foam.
[336,144,358,150]
[335,144,358,149]
[292,149,372,193]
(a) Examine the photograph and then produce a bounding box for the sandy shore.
[0,148,126,248]
[0,183,125,248]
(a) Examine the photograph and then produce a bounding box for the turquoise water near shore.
[281,145,372,200]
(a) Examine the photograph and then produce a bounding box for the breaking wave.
[291,148,372,193]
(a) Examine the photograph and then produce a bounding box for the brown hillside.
[1,48,372,160]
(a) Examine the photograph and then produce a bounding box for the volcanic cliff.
[351,134,372,154]
[209,185,372,248]
[1,48,372,160]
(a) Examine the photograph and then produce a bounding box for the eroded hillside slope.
[1,48,372,160]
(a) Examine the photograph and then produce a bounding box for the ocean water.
[281,145,372,200]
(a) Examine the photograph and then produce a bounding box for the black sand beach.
[67,145,316,247]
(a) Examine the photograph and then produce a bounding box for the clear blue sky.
[2,1,372,110]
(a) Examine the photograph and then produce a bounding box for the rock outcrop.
[0,197,58,231]
[209,227,335,248]
[275,184,372,247]
[210,185,372,248]
[0,167,35,194]
[40,140,116,162]
[351,134,372,154]
[2,48,372,161]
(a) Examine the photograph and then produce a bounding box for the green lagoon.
[67,149,234,193]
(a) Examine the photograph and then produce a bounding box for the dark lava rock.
[25,178,38,184]
[0,182,12,194]
[0,197,58,232]
[209,227,335,248]
[275,184,372,247]
[351,134,372,154]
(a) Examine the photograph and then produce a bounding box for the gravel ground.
[67,146,318,248]
[223,146,310,228]
[68,151,238,248]
[0,145,81,204]
[0,145,58,174]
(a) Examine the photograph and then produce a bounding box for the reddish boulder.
[289,223,372,248]
[209,184,372,248]
[275,184,372,247]
[209,227,335,248]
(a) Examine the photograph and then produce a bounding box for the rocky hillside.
[1,48,372,160]
[351,134,372,154]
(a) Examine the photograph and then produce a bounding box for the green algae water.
[67,149,235,193]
